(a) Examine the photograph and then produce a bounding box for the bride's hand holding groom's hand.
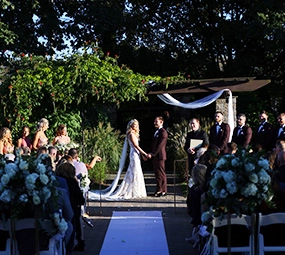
[142,154,148,161]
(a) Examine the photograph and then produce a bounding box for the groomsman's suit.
[231,114,252,148]
[255,121,274,151]
[150,117,168,196]
[274,113,285,145]
[209,122,230,154]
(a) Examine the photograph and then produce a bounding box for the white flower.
[249,173,259,183]
[222,170,236,183]
[5,163,18,178]
[201,211,213,223]
[40,174,49,185]
[37,163,46,174]
[1,174,10,187]
[211,188,220,199]
[33,193,41,205]
[42,187,51,202]
[213,169,223,179]
[209,178,218,188]
[19,160,29,170]
[231,158,241,167]
[258,158,270,170]
[25,173,39,192]
[19,194,28,203]
[258,169,271,184]
[226,182,238,194]
[220,189,228,198]
[58,220,68,234]
[241,183,258,197]
[0,189,11,203]
[188,178,195,188]
[216,157,227,169]
[245,163,255,172]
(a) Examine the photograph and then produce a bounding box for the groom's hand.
[142,154,148,161]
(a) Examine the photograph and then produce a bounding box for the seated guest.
[48,146,59,171]
[186,164,207,248]
[55,162,85,252]
[271,151,285,212]
[36,146,48,158]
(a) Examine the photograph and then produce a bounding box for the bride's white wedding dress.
[88,136,147,200]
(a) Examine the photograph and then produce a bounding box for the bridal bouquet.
[206,150,273,216]
[55,141,80,155]
[0,152,58,219]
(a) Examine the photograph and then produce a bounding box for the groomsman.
[231,113,252,149]
[274,113,285,142]
[254,111,274,152]
[209,111,230,154]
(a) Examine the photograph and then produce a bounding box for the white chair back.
[0,220,10,255]
[13,218,65,255]
[258,212,285,255]
[211,214,253,255]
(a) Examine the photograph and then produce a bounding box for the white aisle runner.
[99,211,169,255]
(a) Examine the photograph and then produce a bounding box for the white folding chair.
[210,214,253,255]
[0,220,10,255]
[258,212,285,255]
[13,218,65,255]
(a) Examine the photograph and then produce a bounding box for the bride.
[88,119,148,200]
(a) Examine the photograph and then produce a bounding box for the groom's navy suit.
[150,127,168,193]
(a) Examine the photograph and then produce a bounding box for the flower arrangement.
[55,141,80,155]
[40,210,68,237]
[206,149,273,216]
[0,152,58,220]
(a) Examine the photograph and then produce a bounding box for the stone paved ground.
[73,172,200,255]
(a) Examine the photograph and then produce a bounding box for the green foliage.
[0,48,157,133]
[88,160,108,184]
[167,119,189,180]
[44,110,82,143]
[82,122,124,182]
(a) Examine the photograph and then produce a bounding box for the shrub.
[82,122,124,183]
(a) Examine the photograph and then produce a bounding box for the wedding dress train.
[88,136,147,200]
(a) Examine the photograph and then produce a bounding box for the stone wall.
[216,96,237,127]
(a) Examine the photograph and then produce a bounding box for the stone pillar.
[216,96,237,127]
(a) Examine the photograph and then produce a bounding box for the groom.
[147,116,168,197]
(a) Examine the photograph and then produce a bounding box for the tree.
[0,46,163,136]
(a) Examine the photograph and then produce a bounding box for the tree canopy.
[1,0,285,129]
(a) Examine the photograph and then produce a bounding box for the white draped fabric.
[88,137,128,200]
[157,89,234,140]
[88,135,147,201]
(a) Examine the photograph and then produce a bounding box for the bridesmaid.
[32,118,49,151]
[52,124,70,145]
[0,127,14,155]
[17,126,33,154]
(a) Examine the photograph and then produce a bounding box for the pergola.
[147,77,271,125]
[147,77,271,94]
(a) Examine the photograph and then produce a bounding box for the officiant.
[184,118,209,174]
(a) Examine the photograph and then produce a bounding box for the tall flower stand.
[227,212,231,255]
[10,219,17,255]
